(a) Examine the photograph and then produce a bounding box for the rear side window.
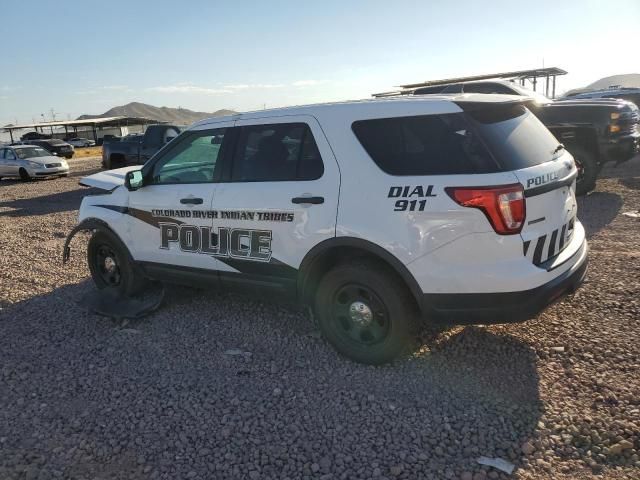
[231,123,324,182]
[468,104,560,170]
[352,114,499,175]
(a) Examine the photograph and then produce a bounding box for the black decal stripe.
[216,256,297,279]
[558,224,567,250]
[94,205,184,228]
[95,204,128,214]
[532,235,547,265]
[523,240,531,256]
[128,207,185,228]
[524,170,577,198]
[547,229,558,260]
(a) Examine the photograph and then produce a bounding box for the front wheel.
[571,145,598,196]
[315,261,415,365]
[87,230,148,296]
[19,168,31,181]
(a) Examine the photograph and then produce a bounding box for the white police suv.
[65,95,588,364]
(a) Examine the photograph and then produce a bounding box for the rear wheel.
[88,230,148,296]
[19,168,30,181]
[315,261,415,365]
[571,145,598,196]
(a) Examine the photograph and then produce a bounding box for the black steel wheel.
[315,261,415,364]
[93,244,122,287]
[87,230,148,296]
[331,284,391,346]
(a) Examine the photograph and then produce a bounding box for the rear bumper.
[422,239,588,325]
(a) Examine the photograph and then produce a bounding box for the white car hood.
[80,166,140,191]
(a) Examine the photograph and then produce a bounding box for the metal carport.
[2,116,160,143]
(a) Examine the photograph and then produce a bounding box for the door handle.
[291,196,324,205]
[180,197,203,205]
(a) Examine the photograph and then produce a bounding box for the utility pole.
[50,108,56,121]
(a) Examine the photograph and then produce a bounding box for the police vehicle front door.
[126,123,232,272]
[211,116,339,292]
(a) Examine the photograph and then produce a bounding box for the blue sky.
[1,0,639,126]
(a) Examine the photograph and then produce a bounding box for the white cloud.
[0,95,8,100]
[148,85,232,95]
[292,80,321,87]
[223,83,285,90]
[102,85,128,90]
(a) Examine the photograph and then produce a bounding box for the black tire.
[87,230,148,296]
[571,145,598,196]
[109,155,126,170]
[315,260,415,365]
[19,168,30,181]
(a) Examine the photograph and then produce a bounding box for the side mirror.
[125,170,144,191]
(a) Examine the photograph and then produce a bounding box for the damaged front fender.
[62,218,112,264]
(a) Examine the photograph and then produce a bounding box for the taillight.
[445,184,526,235]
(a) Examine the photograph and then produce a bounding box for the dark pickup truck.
[102,125,181,169]
[378,80,640,195]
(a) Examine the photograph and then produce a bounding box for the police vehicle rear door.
[127,121,234,274]
[211,115,339,293]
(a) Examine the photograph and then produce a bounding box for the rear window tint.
[468,104,560,170]
[352,114,499,175]
[353,105,561,175]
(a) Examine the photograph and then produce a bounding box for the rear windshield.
[352,104,560,175]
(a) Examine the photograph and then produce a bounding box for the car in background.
[20,131,52,141]
[102,124,180,169]
[30,139,74,159]
[0,145,69,181]
[98,135,120,146]
[562,87,640,108]
[379,80,640,195]
[66,137,96,148]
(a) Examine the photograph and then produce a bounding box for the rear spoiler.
[453,98,535,112]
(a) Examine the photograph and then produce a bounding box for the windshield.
[467,104,560,170]
[15,147,51,159]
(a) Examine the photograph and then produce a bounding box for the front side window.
[149,128,226,185]
[6,150,16,160]
[231,123,324,182]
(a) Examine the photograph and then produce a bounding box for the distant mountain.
[564,73,640,96]
[586,74,640,90]
[77,102,236,125]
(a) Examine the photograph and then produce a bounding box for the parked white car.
[66,137,96,148]
[67,94,588,364]
[0,145,69,180]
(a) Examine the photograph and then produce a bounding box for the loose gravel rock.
[1,156,639,479]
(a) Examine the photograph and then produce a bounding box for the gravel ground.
[1,156,639,480]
